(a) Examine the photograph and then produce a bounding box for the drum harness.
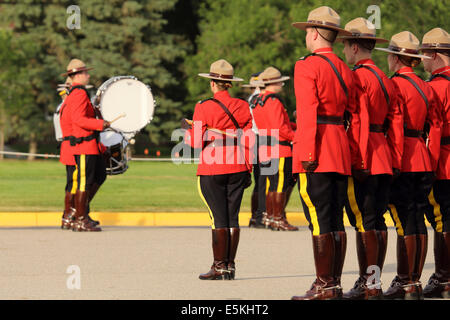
[59,85,100,147]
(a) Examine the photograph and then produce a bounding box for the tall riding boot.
[86,183,101,226]
[199,228,230,280]
[333,231,346,298]
[227,228,240,280]
[292,233,340,300]
[249,192,264,228]
[343,230,382,300]
[384,235,417,299]
[412,234,428,299]
[72,190,101,232]
[424,231,448,298]
[279,186,299,231]
[442,232,450,298]
[263,192,275,229]
[61,192,76,230]
[271,192,297,231]
[376,230,388,272]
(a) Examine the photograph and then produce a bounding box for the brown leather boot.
[72,190,102,232]
[292,233,340,300]
[263,192,275,229]
[61,192,76,230]
[199,228,231,280]
[343,230,382,300]
[270,192,286,231]
[377,230,388,272]
[424,232,449,297]
[333,231,346,298]
[384,235,418,299]
[279,185,298,230]
[86,183,101,226]
[227,228,240,280]
[412,234,427,300]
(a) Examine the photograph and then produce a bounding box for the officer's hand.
[103,121,111,129]
[352,169,370,182]
[302,161,318,172]
[181,118,192,130]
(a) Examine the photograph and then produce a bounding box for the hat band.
[421,43,450,49]
[66,67,88,75]
[209,72,233,80]
[307,20,340,29]
[350,32,377,38]
[263,76,283,82]
[388,45,419,55]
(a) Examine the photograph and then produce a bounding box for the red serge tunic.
[353,59,404,175]
[293,47,362,175]
[251,91,294,163]
[428,66,450,179]
[185,90,253,176]
[59,100,75,166]
[392,67,442,173]
[65,83,105,156]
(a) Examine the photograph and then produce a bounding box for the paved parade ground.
[0,225,439,300]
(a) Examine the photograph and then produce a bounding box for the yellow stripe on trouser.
[428,189,443,232]
[388,204,404,236]
[266,177,270,195]
[80,155,86,192]
[70,166,78,194]
[277,157,285,193]
[197,177,215,229]
[299,173,320,236]
[347,177,365,232]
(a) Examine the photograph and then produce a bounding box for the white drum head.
[100,131,125,147]
[97,77,154,134]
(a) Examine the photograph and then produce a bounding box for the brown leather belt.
[404,128,423,138]
[369,124,384,133]
[317,115,344,125]
[442,136,450,145]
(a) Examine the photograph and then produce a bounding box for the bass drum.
[100,130,130,175]
[95,76,155,138]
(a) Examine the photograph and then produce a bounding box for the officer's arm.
[184,102,207,149]
[346,74,365,170]
[386,81,404,171]
[294,61,318,162]
[274,100,295,142]
[426,88,443,172]
[71,90,105,131]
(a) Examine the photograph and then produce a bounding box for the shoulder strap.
[353,64,390,105]
[69,85,90,98]
[261,94,283,106]
[249,94,260,109]
[313,53,348,98]
[210,98,241,130]
[428,73,450,82]
[392,73,429,109]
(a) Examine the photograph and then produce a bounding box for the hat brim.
[420,45,450,51]
[375,47,431,59]
[61,67,94,77]
[198,73,243,82]
[292,22,352,36]
[336,35,388,43]
[261,76,290,85]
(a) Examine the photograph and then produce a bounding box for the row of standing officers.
[182,6,450,300]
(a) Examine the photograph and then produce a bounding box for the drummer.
[61,58,110,232]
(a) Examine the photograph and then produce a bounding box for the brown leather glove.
[302,160,318,172]
[352,169,370,183]
[103,121,111,129]
[180,118,192,130]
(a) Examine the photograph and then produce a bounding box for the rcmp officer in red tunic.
[182,59,253,280]
[61,59,110,232]
[376,31,443,299]
[251,66,298,231]
[339,18,404,299]
[290,6,362,300]
[420,28,450,298]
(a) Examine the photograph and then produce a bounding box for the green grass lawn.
[0,159,303,213]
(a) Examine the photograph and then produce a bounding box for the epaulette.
[260,94,285,107]
[298,53,314,61]
[199,98,213,104]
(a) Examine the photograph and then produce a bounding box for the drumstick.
[110,113,126,124]
[185,119,237,138]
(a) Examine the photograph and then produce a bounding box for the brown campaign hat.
[61,58,93,77]
[375,31,431,59]
[337,17,388,43]
[259,67,290,85]
[420,27,450,50]
[198,59,243,82]
[292,6,352,36]
[241,74,265,88]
